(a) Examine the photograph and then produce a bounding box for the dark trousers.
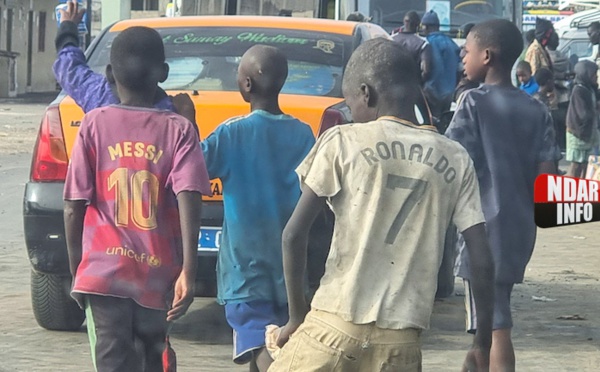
[85,295,168,372]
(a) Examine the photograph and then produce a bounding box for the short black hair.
[346,12,368,22]
[516,60,532,73]
[525,29,536,44]
[588,21,600,31]
[405,11,420,27]
[110,26,166,92]
[460,23,475,38]
[241,45,288,95]
[343,38,420,104]
[471,19,524,70]
[534,67,553,86]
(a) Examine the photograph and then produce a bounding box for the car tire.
[30,270,85,331]
[436,225,458,298]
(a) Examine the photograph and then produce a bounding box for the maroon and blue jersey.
[64,105,211,310]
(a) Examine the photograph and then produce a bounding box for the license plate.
[198,227,222,252]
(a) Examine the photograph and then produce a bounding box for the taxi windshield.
[87,26,353,97]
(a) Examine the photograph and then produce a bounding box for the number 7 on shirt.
[385,174,428,244]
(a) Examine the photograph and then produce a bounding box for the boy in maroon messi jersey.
[64,26,211,371]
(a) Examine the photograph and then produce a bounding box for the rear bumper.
[23,181,223,295]
[23,182,69,274]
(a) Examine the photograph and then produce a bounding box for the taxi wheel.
[30,270,85,331]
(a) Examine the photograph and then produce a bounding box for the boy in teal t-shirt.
[201,45,315,371]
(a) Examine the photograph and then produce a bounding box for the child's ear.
[159,63,169,83]
[360,83,377,107]
[106,64,115,85]
[242,76,252,94]
[483,48,492,66]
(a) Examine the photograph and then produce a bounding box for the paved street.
[0,97,598,371]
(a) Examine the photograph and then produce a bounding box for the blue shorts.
[464,279,514,334]
[224,301,288,364]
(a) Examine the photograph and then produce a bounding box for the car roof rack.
[558,1,600,27]
[572,10,600,28]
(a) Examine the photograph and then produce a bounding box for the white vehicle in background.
[554,8,600,64]
[555,8,600,36]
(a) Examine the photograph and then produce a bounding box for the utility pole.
[86,0,92,48]
[101,0,131,29]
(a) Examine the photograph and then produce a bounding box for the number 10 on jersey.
[108,168,160,230]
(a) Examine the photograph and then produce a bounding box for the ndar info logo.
[535,174,600,228]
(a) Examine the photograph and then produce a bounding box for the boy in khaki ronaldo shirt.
[269,39,495,372]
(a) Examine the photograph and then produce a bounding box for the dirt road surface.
[0,97,598,371]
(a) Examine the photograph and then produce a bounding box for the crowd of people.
[389,10,600,180]
[58,1,564,371]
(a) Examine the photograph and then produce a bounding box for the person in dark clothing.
[533,68,558,110]
[458,23,475,39]
[566,60,599,178]
[525,29,535,44]
[534,68,565,172]
[453,78,479,104]
[391,10,432,83]
[421,10,461,122]
[446,19,558,372]
[454,22,478,106]
[587,21,600,86]
[545,33,570,152]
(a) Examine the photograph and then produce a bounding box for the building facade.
[0,0,58,95]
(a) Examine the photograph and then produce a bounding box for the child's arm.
[166,119,212,321]
[54,2,117,113]
[277,129,341,348]
[171,93,200,138]
[462,223,494,371]
[64,201,87,276]
[63,111,96,277]
[201,124,232,180]
[277,186,327,347]
[167,191,202,322]
[452,162,493,371]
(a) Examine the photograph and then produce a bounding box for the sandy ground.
[0,97,599,371]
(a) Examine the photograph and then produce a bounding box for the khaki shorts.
[269,310,422,372]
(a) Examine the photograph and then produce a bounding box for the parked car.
[558,26,597,65]
[555,9,600,38]
[23,15,455,332]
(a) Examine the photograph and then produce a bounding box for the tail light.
[318,103,352,136]
[30,106,68,182]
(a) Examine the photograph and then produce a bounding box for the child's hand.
[276,318,303,348]
[60,0,86,25]
[167,272,195,321]
[462,345,490,372]
[171,93,196,124]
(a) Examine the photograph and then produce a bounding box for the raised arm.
[54,2,117,112]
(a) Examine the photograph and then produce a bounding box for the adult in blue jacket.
[421,10,461,123]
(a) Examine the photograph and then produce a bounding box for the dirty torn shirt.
[297,118,485,330]
[446,85,558,285]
